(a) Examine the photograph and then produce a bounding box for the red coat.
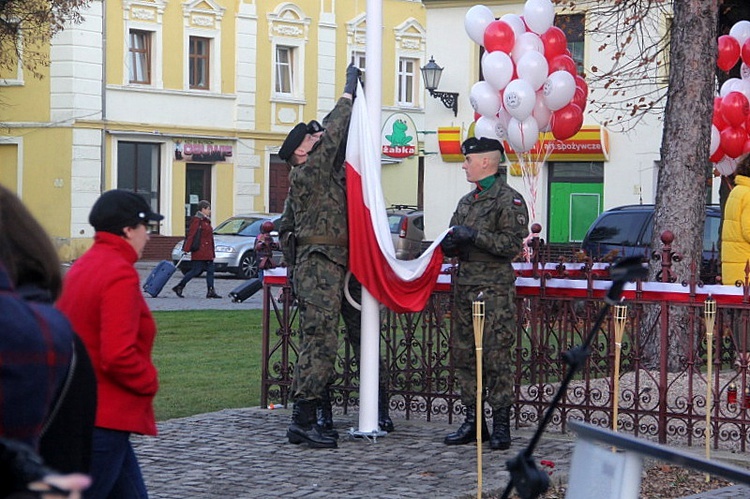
[183,213,215,261]
[57,232,158,436]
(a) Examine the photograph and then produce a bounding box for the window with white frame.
[352,51,366,88]
[189,36,210,90]
[128,29,152,84]
[398,57,417,106]
[275,46,294,95]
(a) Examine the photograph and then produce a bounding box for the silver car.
[387,206,425,260]
[172,213,281,279]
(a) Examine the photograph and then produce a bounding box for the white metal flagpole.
[354,0,383,437]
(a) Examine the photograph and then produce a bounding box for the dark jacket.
[0,267,73,451]
[183,211,216,261]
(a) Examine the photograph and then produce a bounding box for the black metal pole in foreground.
[500,256,648,499]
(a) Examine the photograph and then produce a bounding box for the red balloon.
[541,27,568,61]
[744,139,750,156]
[484,20,515,54]
[720,91,749,127]
[720,126,747,158]
[571,86,587,111]
[548,54,578,76]
[718,35,741,72]
[551,103,583,140]
[710,147,725,164]
[743,39,750,66]
[575,75,588,99]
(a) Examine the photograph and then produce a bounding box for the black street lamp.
[420,56,459,117]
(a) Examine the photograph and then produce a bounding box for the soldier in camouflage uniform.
[441,137,529,451]
[277,64,361,449]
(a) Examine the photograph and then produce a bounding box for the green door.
[548,182,603,243]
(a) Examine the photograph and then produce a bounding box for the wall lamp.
[420,56,459,117]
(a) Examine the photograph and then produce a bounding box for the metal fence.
[260,233,750,452]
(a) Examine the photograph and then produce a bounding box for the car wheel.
[237,252,258,279]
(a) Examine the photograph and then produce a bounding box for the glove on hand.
[344,63,361,97]
[451,225,477,245]
[440,233,460,257]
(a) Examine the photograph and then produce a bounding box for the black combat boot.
[490,406,512,450]
[206,287,222,299]
[316,390,339,439]
[378,387,395,432]
[172,285,185,298]
[444,404,490,445]
[287,399,338,448]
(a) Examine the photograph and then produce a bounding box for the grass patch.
[151,310,263,421]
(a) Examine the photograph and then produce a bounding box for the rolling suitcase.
[228,277,263,303]
[143,255,185,298]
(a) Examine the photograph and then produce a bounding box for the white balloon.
[475,116,508,141]
[742,63,750,82]
[532,89,552,131]
[470,80,502,118]
[503,78,537,120]
[710,124,720,156]
[507,116,540,153]
[720,78,743,97]
[715,156,738,175]
[523,0,555,35]
[511,32,544,64]
[543,70,576,111]
[464,5,496,46]
[500,13,527,40]
[735,79,750,103]
[482,51,514,91]
[730,20,750,49]
[517,51,549,91]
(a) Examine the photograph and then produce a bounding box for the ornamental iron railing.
[260,231,750,451]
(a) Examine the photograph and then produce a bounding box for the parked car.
[172,213,281,279]
[387,205,425,260]
[580,204,721,282]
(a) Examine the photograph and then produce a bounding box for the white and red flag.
[346,83,450,313]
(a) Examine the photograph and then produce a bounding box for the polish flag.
[346,83,450,313]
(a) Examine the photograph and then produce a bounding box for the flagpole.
[355,0,383,436]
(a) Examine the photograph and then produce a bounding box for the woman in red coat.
[172,200,222,299]
[58,189,163,499]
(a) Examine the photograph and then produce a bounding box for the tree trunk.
[641,0,718,370]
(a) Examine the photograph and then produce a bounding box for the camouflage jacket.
[279,97,352,268]
[450,175,529,286]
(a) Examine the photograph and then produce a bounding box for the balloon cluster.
[711,20,750,175]
[465,0,586,154]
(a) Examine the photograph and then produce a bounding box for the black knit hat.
[89,190,164,233]
[461,137,504,156]
[278,123,308,162]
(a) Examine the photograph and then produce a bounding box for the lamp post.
[420,56,459,117]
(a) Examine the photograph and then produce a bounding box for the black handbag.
[189,225,202,252]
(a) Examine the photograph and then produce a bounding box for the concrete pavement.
[133,261,750,498]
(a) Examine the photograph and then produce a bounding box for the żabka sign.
[381,113,417,159]
[504,126,609,162]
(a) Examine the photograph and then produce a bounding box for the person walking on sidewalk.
[441,137,529,451]
[173,200,222,299]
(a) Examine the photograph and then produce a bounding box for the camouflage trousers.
[452,284,516,409]
[291,253,346,402]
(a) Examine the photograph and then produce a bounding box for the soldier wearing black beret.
[441,135,529,451]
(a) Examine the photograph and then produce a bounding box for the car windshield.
[214,217,266,237]
[387,214,404,234]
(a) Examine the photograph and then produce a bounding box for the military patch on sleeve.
[517,214,527,226]
[513,198,523,206]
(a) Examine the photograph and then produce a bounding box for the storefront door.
[547,163,604,243]
[185,163,211,233]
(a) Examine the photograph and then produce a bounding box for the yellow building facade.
[0,0,428,261]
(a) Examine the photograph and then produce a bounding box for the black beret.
[461,137,504,156]
[89,189,164,233]
[307,120,325,134]
[278,123,308,162]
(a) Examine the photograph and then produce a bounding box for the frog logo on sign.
[381,113,417,158]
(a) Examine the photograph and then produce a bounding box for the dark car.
[172,213,281,279]
[580,204,721,282]
[387,205,425,260]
